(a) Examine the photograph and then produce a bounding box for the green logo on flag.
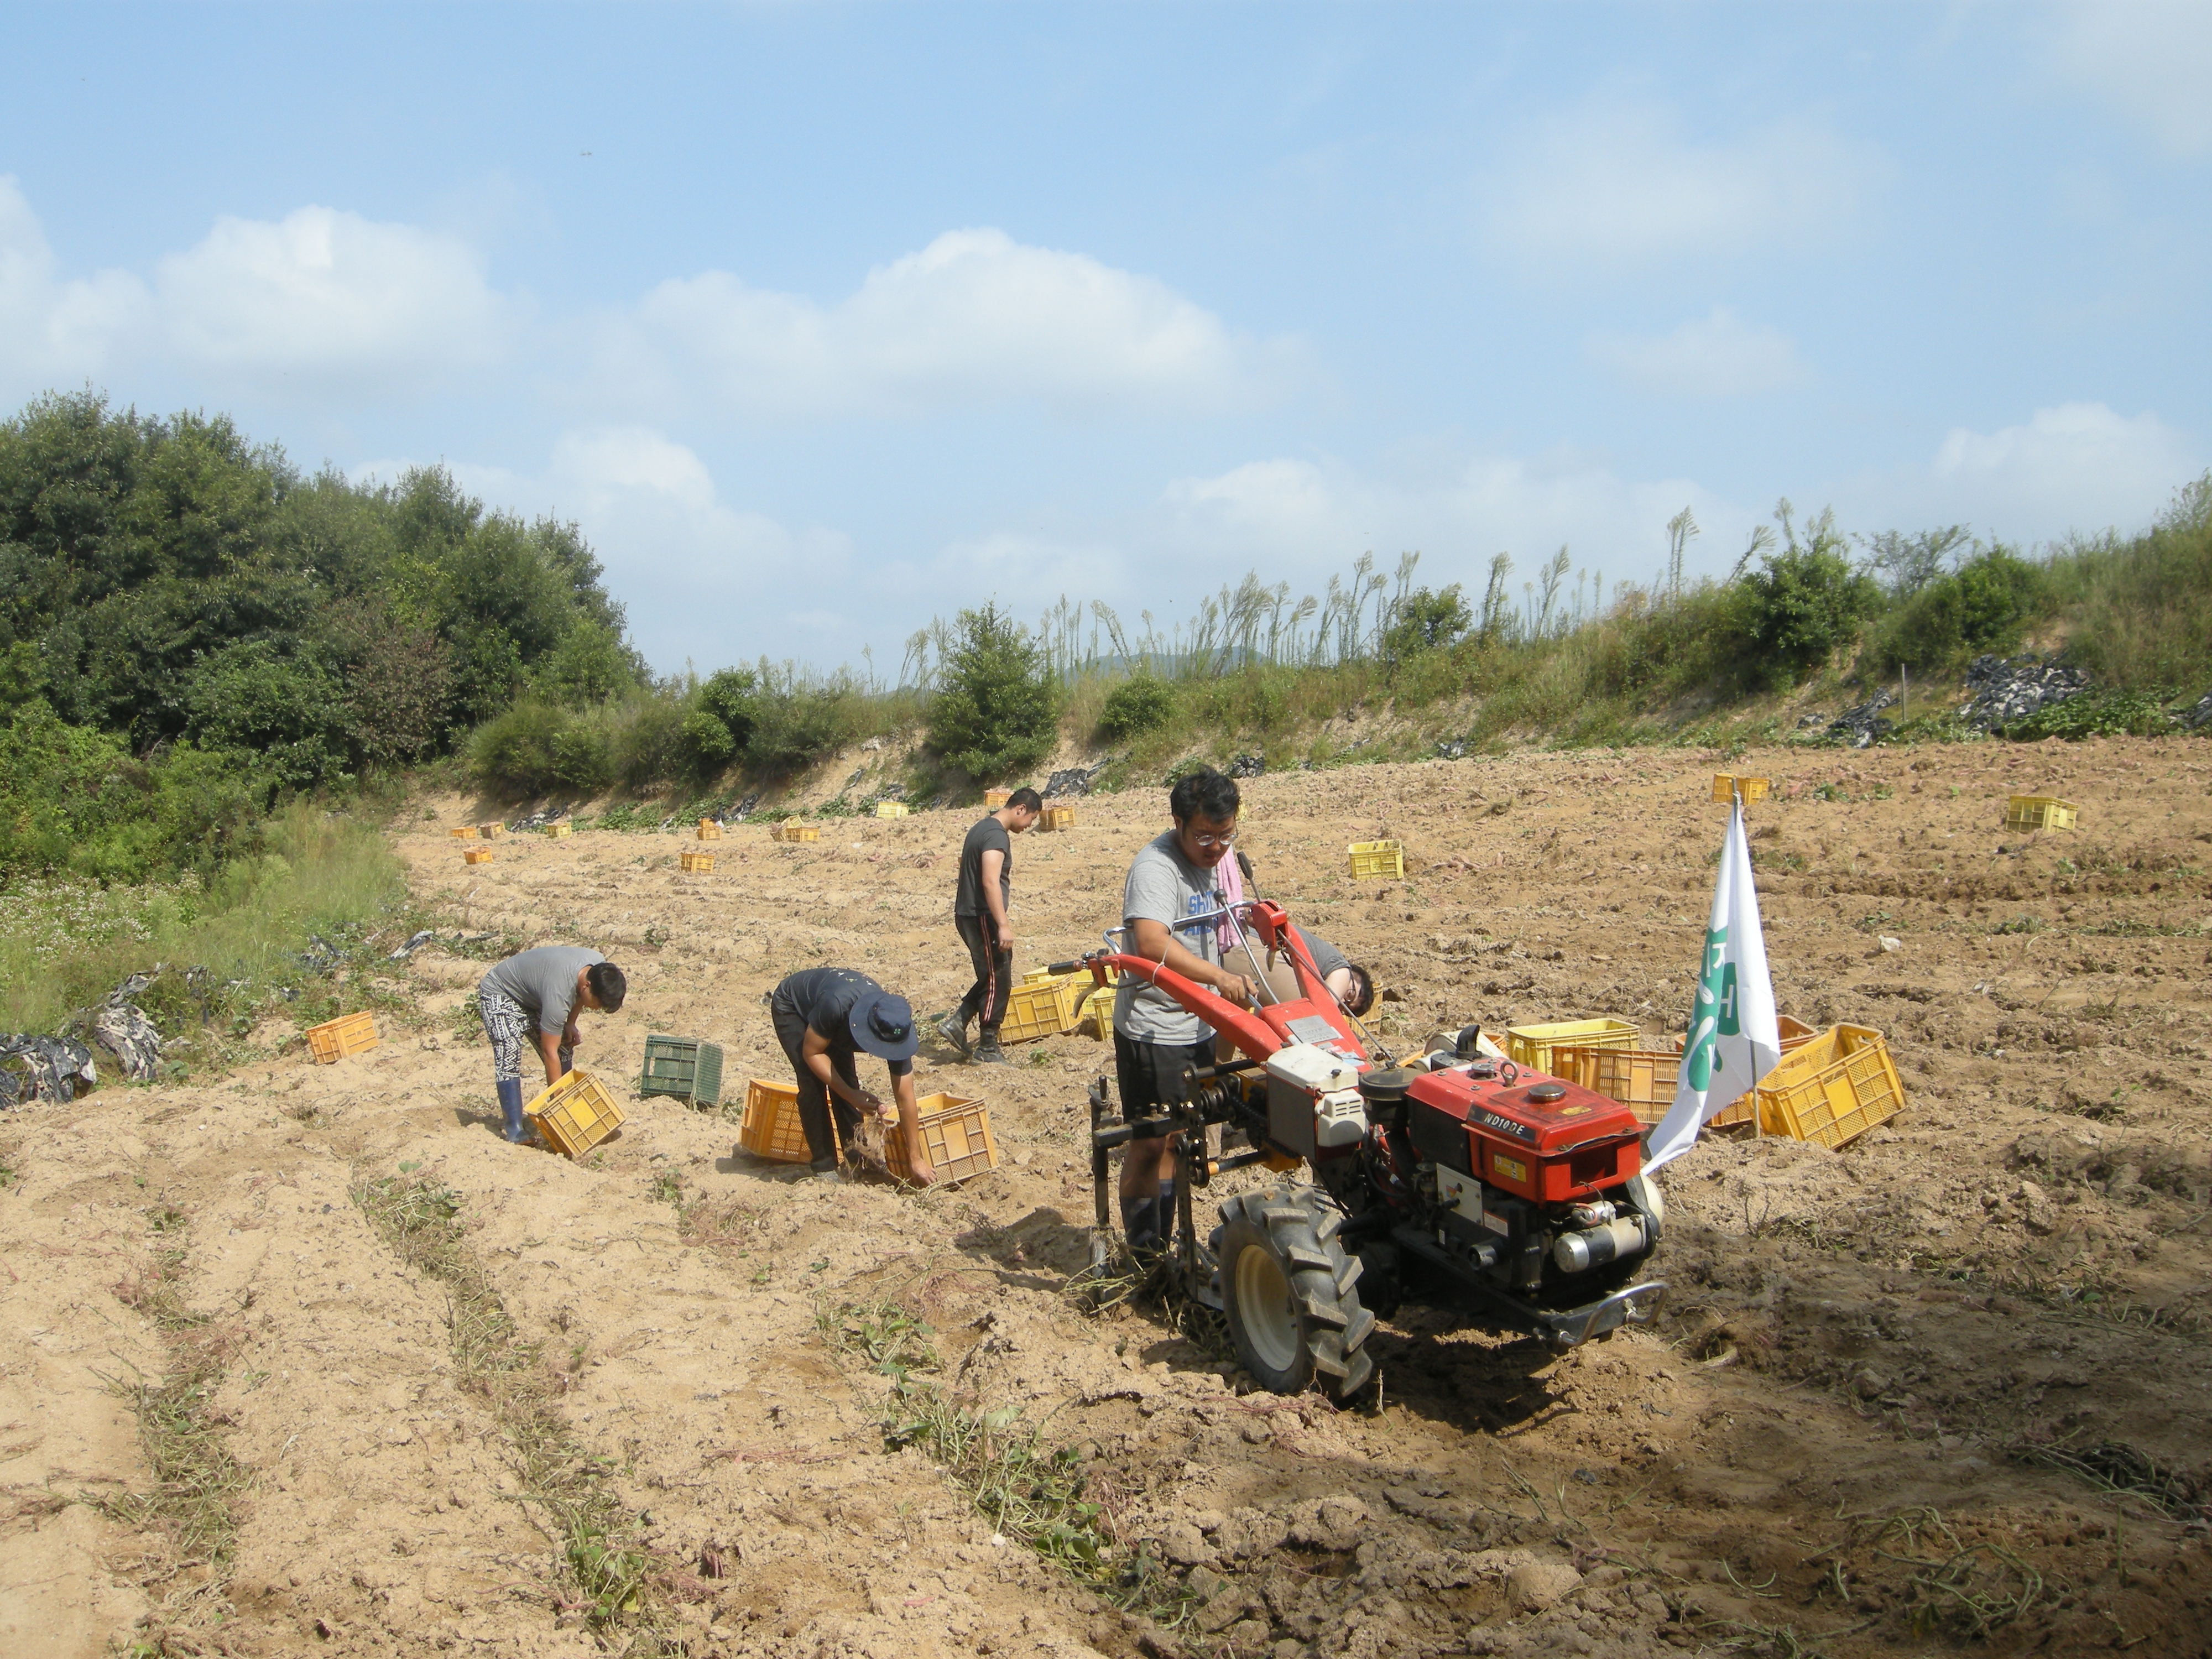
[1684,926,1737,1091]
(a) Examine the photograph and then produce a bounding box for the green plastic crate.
[640,1035,725,1108]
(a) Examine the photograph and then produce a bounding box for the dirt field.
[5,738,2210,1659]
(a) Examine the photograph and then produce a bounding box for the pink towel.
[1213,848,1245,952]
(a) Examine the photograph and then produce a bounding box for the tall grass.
[0,801,407,1036]
[2044,477,2212,694]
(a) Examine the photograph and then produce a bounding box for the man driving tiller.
[1110,768,1260,1254]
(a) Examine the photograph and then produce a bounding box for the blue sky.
[4,2,2207,676]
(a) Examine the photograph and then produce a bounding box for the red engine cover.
[1405,1068,1642,1203]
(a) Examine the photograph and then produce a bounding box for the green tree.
[1384,585,1471,659]
[1739,507,1879,687]
[926,604,1059,779]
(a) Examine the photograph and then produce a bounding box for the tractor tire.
[1214,1186,1376,1400]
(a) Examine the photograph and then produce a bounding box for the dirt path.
[4,738,2209,1657]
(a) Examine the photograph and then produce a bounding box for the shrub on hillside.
[746,688,856,776]
[183,638,354,788]
[697,668,761,751]
[1098,675,1177,741]
[680,706,738,773]
[468,702,572,798]
[926,604,1058,779]
[1739,513,1880,687]
[1870,546,2041,671]
[613,696,688,790]
[1384,585,1471,661]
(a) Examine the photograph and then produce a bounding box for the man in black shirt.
[769,967,935,1185]
[937,787,1042,1065]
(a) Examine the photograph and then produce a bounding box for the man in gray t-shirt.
[477,945,628,1142]
[1112,768,1256,1254]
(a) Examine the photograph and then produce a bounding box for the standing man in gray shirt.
[1113,768,1256,1254]
[477,945,628,1143]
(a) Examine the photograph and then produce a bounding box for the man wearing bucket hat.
[768,967,936,1185]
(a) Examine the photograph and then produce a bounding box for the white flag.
[1645,796,1782,1171]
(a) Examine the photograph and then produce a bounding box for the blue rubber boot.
[497,1078,528,1143]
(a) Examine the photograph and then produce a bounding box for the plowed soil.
[5,738,2210,1659]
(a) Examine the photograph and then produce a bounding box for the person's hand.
[855,1089,887,1117]
[1217,972,1255,1007]
[995,925,1016,954]
[564,1026,583,1050]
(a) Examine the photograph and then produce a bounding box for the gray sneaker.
[934,1010,973,1059]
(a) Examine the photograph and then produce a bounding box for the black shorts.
[1114,1031,1214,1135]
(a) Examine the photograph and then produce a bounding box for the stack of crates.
[1347,839,1404,880]
[2004,795,2077,833]
[305,1010,379,1065]
[525,1071,627,1157]
[680,849,715,872]
[640,1035,724,1108]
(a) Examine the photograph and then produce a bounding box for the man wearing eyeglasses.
[1112,766,1257,1254]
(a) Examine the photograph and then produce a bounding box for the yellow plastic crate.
[2005,795,2077,833]
[1562,1014,1822,1128]
[545,822,573,838]
[697,820,723,840]
[305,1010,379,1065]
[1073,979,1116,1040]
[983,789,1012,808]
[738,1078,812,1162]
[1777,1013,1817,1051]
[874,801,910,819]
[892,1093,999,1185]
[774,823,820,843]
[1505,1018,1638,1077]
[1040,804,1076,831]
[680,849,715,872]
[526,1070,627,1157]
[1712,774,1770,804]
[1348,839,1404,880]
[1001,974,1081,1044]
[463,846,495,865]
[1754,1024,1906,1150]
[450,826,478,839]
[477,822,505,839]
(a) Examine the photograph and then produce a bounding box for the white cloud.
[1585,307,1811,397]
[1921,401,2201,538]
[618,228,1291,417]
[0,179,512,401]
[1157,451,1754,603]
[1481,101,1880,265]
[2046,0,2212,158]
[152,205,512,384]
[0,175,153,395]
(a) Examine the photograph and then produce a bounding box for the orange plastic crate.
[450,826,478,839]
[1040,804,1076,831]
[983,789,1012,808]
[305,1010,379,1065]
[738,1078,812,1162]
[463,847,494,865]
[680,849,715,872]
[525,1070,626,1157]
[477,822,505,839]
[1712,774,1770,804]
